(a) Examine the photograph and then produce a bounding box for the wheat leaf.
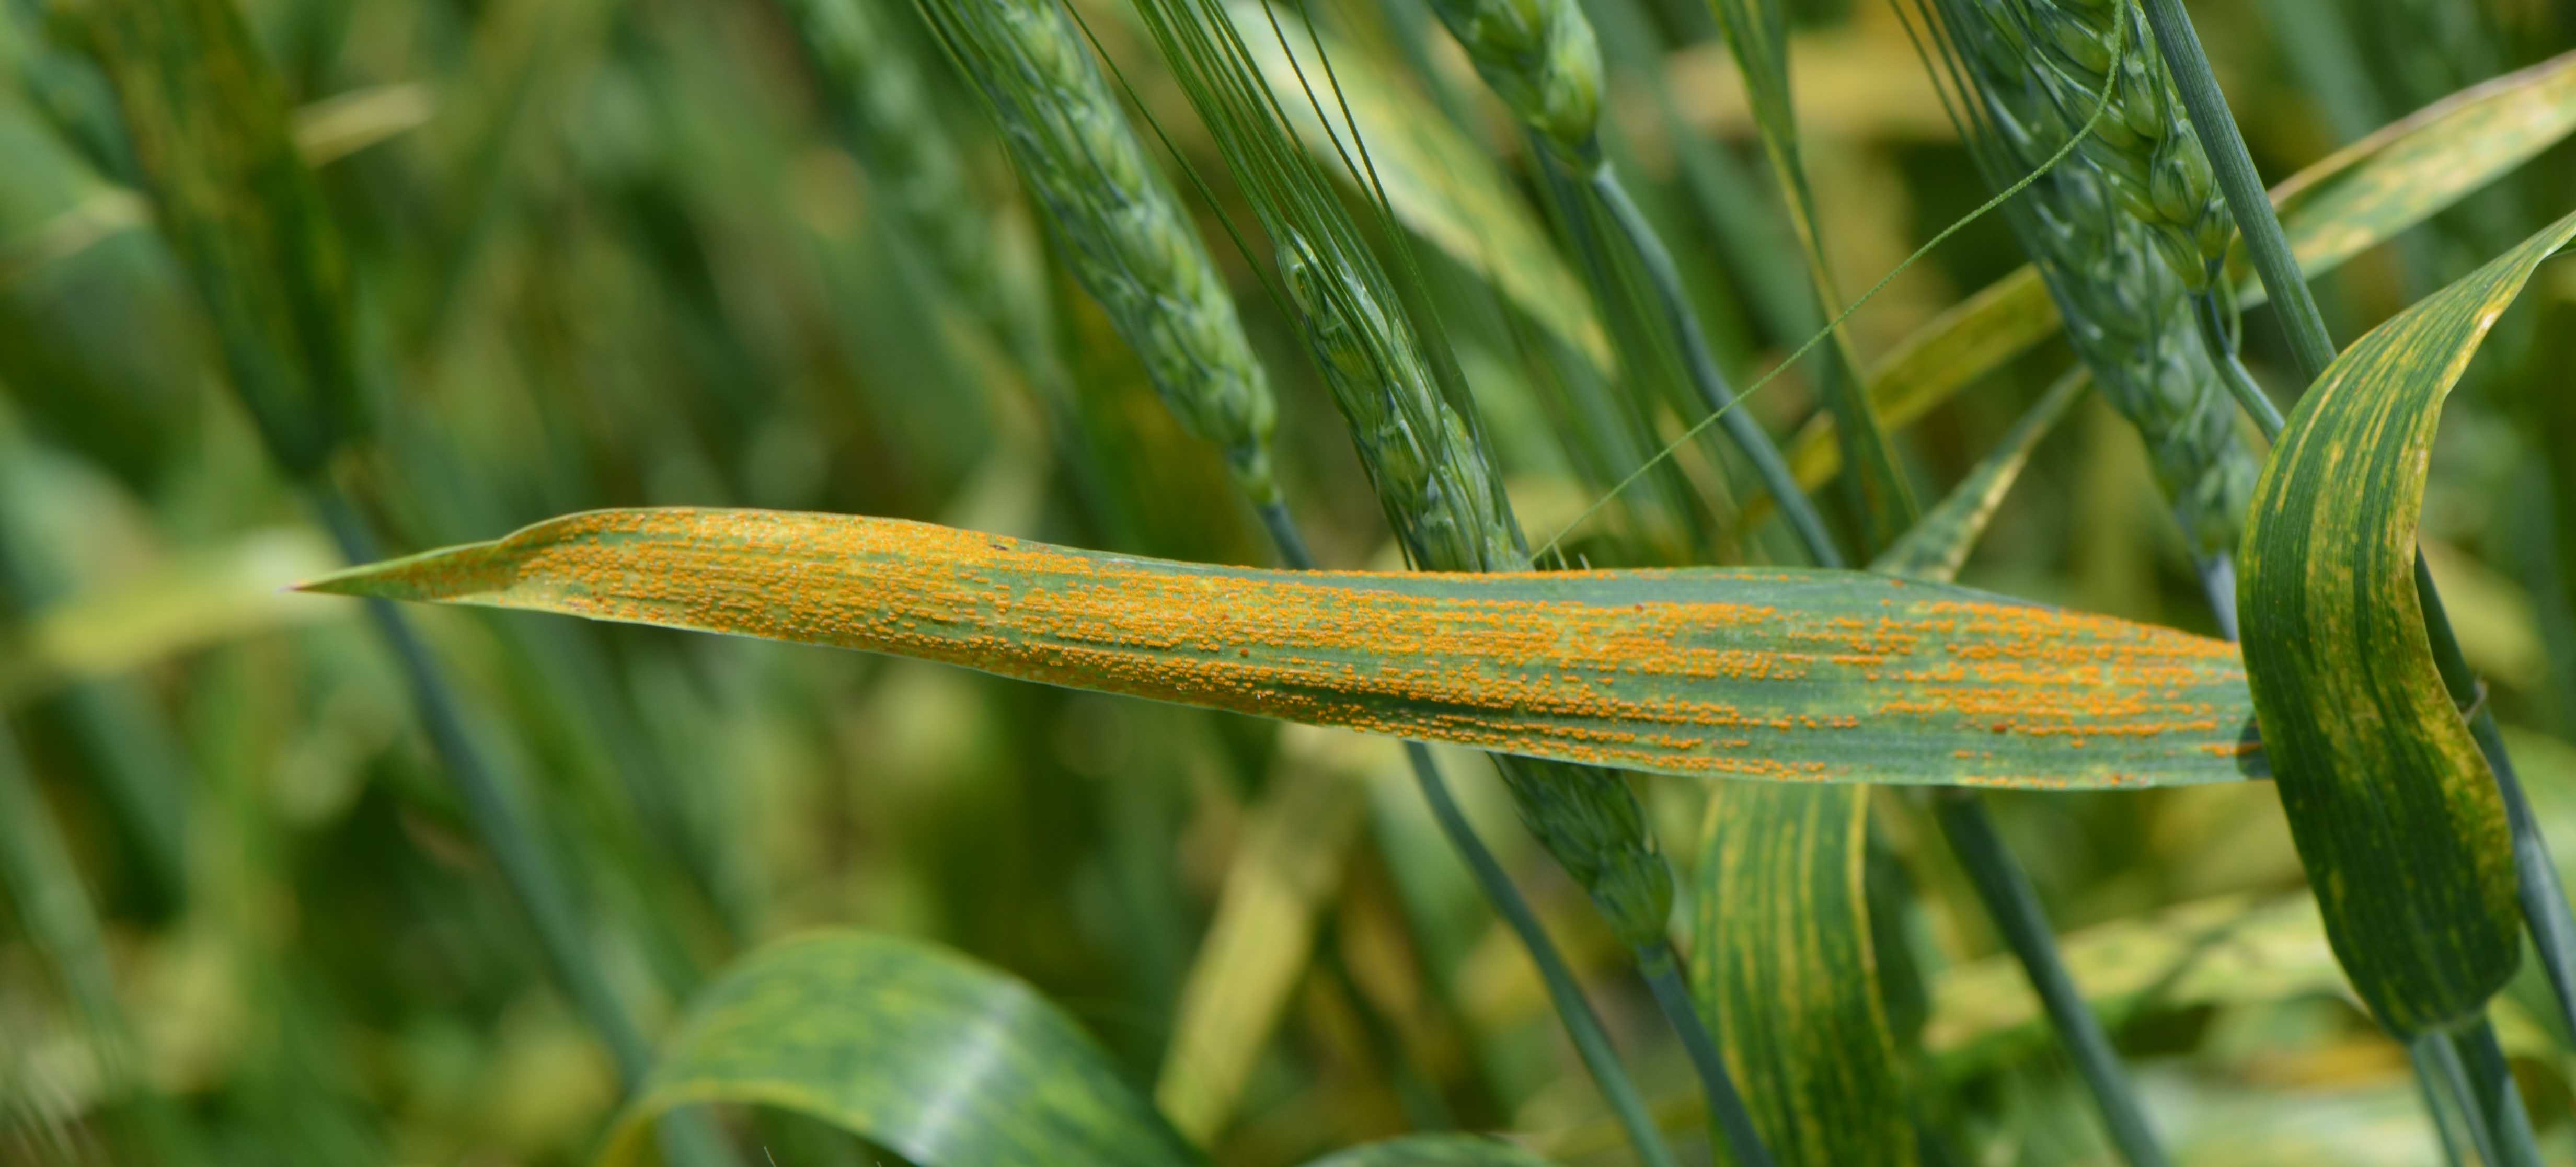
[1697,782,1915,1165]
[302,507,2264,789]
[596,931,1199,1167]
[2238,209,2576,1036]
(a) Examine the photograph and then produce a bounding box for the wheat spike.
[919,0,1281,506]
[1918,0,2257,556]
[1425,0,1604,164]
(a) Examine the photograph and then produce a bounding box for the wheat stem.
[1408,743,1682,1167]
[2138,0,2576,1069]
[2409,1033,2481,1167]
[1639,945,1776,1167]
[1588,167,1845,568]
[1931,788,2167,1167]
[2452,1019,2544,1167]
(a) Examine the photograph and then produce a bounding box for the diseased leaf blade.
[303,507,2264,789]
[1156,729,1366,1143]
[2238,209,2576,1036]
[597,931,1199,1167]
[2250,48,2576,305]
[1696,782,1916,1166]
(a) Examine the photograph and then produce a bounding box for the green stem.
[1586,166,1847,569]
[2141,0,2576,1056]
[1257,499,1315,573]
[1931,790,2168,1167]
[1638,944,1776,1167]
[2410,1032,2482,1167]
[2453,1019,2545,1167]
[2137,0,2334,382]
[1263,510,1677,1166]
[1406,744,1682,1167]
[310,484,657,1086]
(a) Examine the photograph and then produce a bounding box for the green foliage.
[599,931,1199,1166]
[7,0,2576,1162]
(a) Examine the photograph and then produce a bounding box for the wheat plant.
[8,1,2576,1165]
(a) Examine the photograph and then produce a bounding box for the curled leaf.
[2239,210,2576,1036]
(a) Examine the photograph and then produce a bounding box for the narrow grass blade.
[1695,781,1915,1166]
[1156,729,1365,1143]
[1701,0,1915,548]
[2249,48,2576,308]
[0,725,194,1161]
[1,527,341,703]
[1296,1136,1557,1166]
[597,931,1200,1167]
[1784,48,2576,491]
[301,507,2267,789]
[1875,370,2088,582]
[2238,210,2576,1035]
[1925,893,2332,1060]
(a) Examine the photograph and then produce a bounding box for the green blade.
[2239,209,2576,1036]
[1695,782,1916,1166]
[302,507,2263,788]
[596,931,1198,1167]
[1874,370,2090,583]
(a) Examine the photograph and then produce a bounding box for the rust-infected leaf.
[303,508,2265,790]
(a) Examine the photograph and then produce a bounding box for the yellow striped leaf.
[2238,209,2576,1036]
[302,507,2265,789]
[1697,782,1915,1166]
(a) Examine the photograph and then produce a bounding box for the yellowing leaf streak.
[304,508,2265,789]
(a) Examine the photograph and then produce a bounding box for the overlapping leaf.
[1696,782,1914,1166]
[302,507,2266,789]
[2238,209,2576,1035]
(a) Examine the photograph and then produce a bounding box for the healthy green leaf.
[2238,209,2576,1036]
[1785,48,2576,492]
[301,507,2266,788]
[1696,782,1915,1166]
[597,930,1199,1167]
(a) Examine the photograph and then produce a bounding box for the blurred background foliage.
[1,0,2573,1163]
